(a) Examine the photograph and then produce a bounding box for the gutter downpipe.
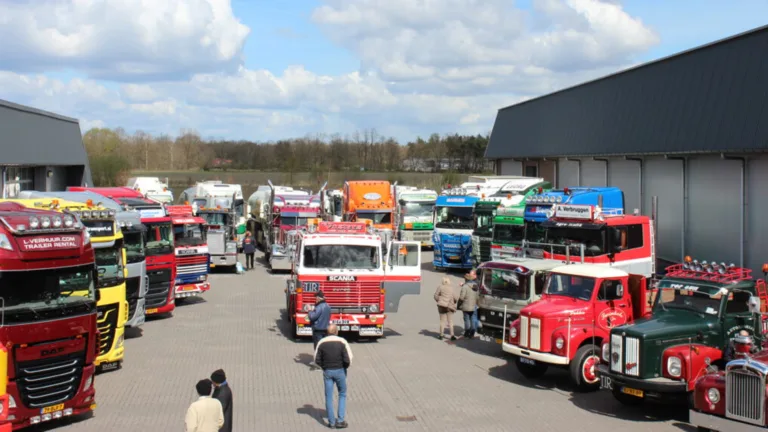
[665,156,687,262]
[564,157,582,186]
[722,154,747,268]
[625,157,643,214]
[593,158,610,187]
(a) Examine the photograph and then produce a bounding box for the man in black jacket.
[315,324,353,429]
[211,369,233,432]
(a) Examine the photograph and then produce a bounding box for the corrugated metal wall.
[497,154,766,272]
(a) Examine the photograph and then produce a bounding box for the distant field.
[130,170,473,199]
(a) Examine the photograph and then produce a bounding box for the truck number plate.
[519,357,536,366]
[41,403,64,414]
[600,376,613,390]
[340,326,350,331]
[331,320,349,324]
[621,387,643,398]
[145,308,158,315]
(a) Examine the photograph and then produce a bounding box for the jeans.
[473,306,479,328]
[323,368,347,426]
[463,311,476,334]
[312,330,327,351]
[245,253,254,269]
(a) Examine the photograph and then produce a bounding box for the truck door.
[594,278,631,332]
[383,241,421,312]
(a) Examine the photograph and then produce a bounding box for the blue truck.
[432,189,480,270]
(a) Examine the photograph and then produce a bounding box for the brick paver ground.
[35,251,691,432]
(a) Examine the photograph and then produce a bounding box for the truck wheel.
[514,356,548,379]
[611,387,643,406]
[570,344,601,392]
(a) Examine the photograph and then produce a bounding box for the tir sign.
[553,204,593,220]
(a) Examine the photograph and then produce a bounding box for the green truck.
[596,259,766,405]
[471,179,551,265]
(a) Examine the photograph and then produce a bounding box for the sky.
[1,0,766,143]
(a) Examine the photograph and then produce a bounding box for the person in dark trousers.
[242,231,256,270]
[307,291,331,350]
[211,369,233,432]
[315,324,352,429]
[459,270,479,338]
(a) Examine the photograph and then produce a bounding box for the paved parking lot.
[37,250,694,432]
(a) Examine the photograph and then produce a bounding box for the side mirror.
[95,289,101,303]
[749,296,762,314]
[616,284,624,299]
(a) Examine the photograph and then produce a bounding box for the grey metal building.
[0,99,92,196]
[485,25,768,273]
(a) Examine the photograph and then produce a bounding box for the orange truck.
[342,181,396,246]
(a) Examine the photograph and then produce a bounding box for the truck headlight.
[707,388,720,404]
[84,375,93,391]
[8,395,15,408]
[368,304,379,313]
[601,342,610,362]
[509,327,517,339]
[555,336,564,350]
[667,356,682,378]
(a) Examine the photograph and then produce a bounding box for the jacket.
[242,237,256,254]
[212,383,233,432]
[308,300,331,330]
[458,282,478,312]
[185,396,224,432]
[434,284,457,309]
[315,335,353,370]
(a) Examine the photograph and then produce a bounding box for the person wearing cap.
[185,379,224,432]
[211,369,233,432]
[307,291,332,350]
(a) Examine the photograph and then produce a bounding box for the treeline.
[83,127,490,186]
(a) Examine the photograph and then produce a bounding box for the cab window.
[725,291,751,315]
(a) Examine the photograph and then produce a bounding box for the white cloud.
[0,0,250,80]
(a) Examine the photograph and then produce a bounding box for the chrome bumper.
[689,410,764,432]
[502,342,570,365]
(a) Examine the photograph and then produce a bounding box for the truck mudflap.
[688,410,763,432]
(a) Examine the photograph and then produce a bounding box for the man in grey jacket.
[307,291,331,350]
[460,269,480,338]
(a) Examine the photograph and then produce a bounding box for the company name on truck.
[20,235,79,251]
[84,221,114,237]
[553,204,593,220]
[328,275,356,281]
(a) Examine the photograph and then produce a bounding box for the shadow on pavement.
[271,317,302,342]
[124,326,143,340]
[294,353,319,371]
[176,296,207,307]
[296,404,327,427]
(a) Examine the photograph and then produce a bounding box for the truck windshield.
[545,273,596,301]
[482,269,529,300]
[654,281,725,316]
[474,209,495,230]
[234,199,245,218]
[0,264,96,324]
[280,216,309,227]
[123,230,146,264]
[199,212,230,226]
[303,245,379,269]
[524,222,546,243]
[403,202,434,217]
[530,226,606,256]
[493,223,524,245]
[95,240,125,288]
[356,212,392,224]
[435,206,473,229]
[174,223,206,246]
[333,197,342,217]
[144,222,174,256]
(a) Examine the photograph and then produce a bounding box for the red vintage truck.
[0,202,98,429]
[503,263,652,391]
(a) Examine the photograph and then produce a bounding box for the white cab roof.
[550,264,629,278]
[302,235,381,247]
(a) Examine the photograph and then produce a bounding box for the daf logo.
[328,275,356,282]
[41,347,65,357]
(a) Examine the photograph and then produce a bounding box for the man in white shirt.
[185,379,224,432]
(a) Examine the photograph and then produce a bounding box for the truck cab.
[167,205,211,299]
[126,177,173,204]
[322,189,343,222]
[197,206,238,270]
[179,181,249,245]
[395,188,437,247]
[596,259,766,406]
[343,181,396,247]
[504,264,652,391]
[432,188,479,270]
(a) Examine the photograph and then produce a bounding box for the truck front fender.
[662,344,722,391]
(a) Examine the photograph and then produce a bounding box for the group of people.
[434,269,480,340]
[185,369,233,432]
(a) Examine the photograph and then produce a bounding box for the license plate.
[146,308,158,314]
[210,264,216,268]
[351,325,359,331]
[600,376,613,390]
[340,326,350,331]
[495,338,502,344]
[331,320,349,324]
[182,286,197,291]
[519,357,536,366]
[621,387,643,398]
[41,404,64,414]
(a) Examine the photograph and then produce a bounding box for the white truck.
[126,177,174,203]
[395,187,438,247]
[457,175,533,198]
[322,189,343,222]
[178,181,249,246]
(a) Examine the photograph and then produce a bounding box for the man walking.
[185,379,224,432]
[307,291,331,350]
[315,324,353,429]
[460,269,480,338]
[211,369,233,432]
[242,231,256,270]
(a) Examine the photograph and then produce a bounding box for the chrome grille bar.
[726,368,764,425]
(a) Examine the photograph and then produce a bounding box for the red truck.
[0,201,98,429]
[166,205,211,299]
[503,263,651,391]
[69,187,177,316]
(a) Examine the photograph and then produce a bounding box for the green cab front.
[471,200,502,264]
[489,208,525,262]
[596,269,761,405]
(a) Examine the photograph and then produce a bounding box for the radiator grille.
[519,316,529,348]
[125,276,141,300]
[97,303,119,356]
[529,318,541,350]
[146,268,172,308]
[16,352,84,408]
[610,334,622,372]
[726,368,765,425]
[624,337,640,376]
[302,281,381,308]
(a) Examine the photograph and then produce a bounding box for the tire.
[570,344,601,392]
[265,251,271,261]
[612,387,644,406]
[514,355,549,379]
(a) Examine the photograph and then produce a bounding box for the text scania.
[327,275,356,281]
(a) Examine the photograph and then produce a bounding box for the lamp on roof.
[684,256,692,263]
[564,187,570,194]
